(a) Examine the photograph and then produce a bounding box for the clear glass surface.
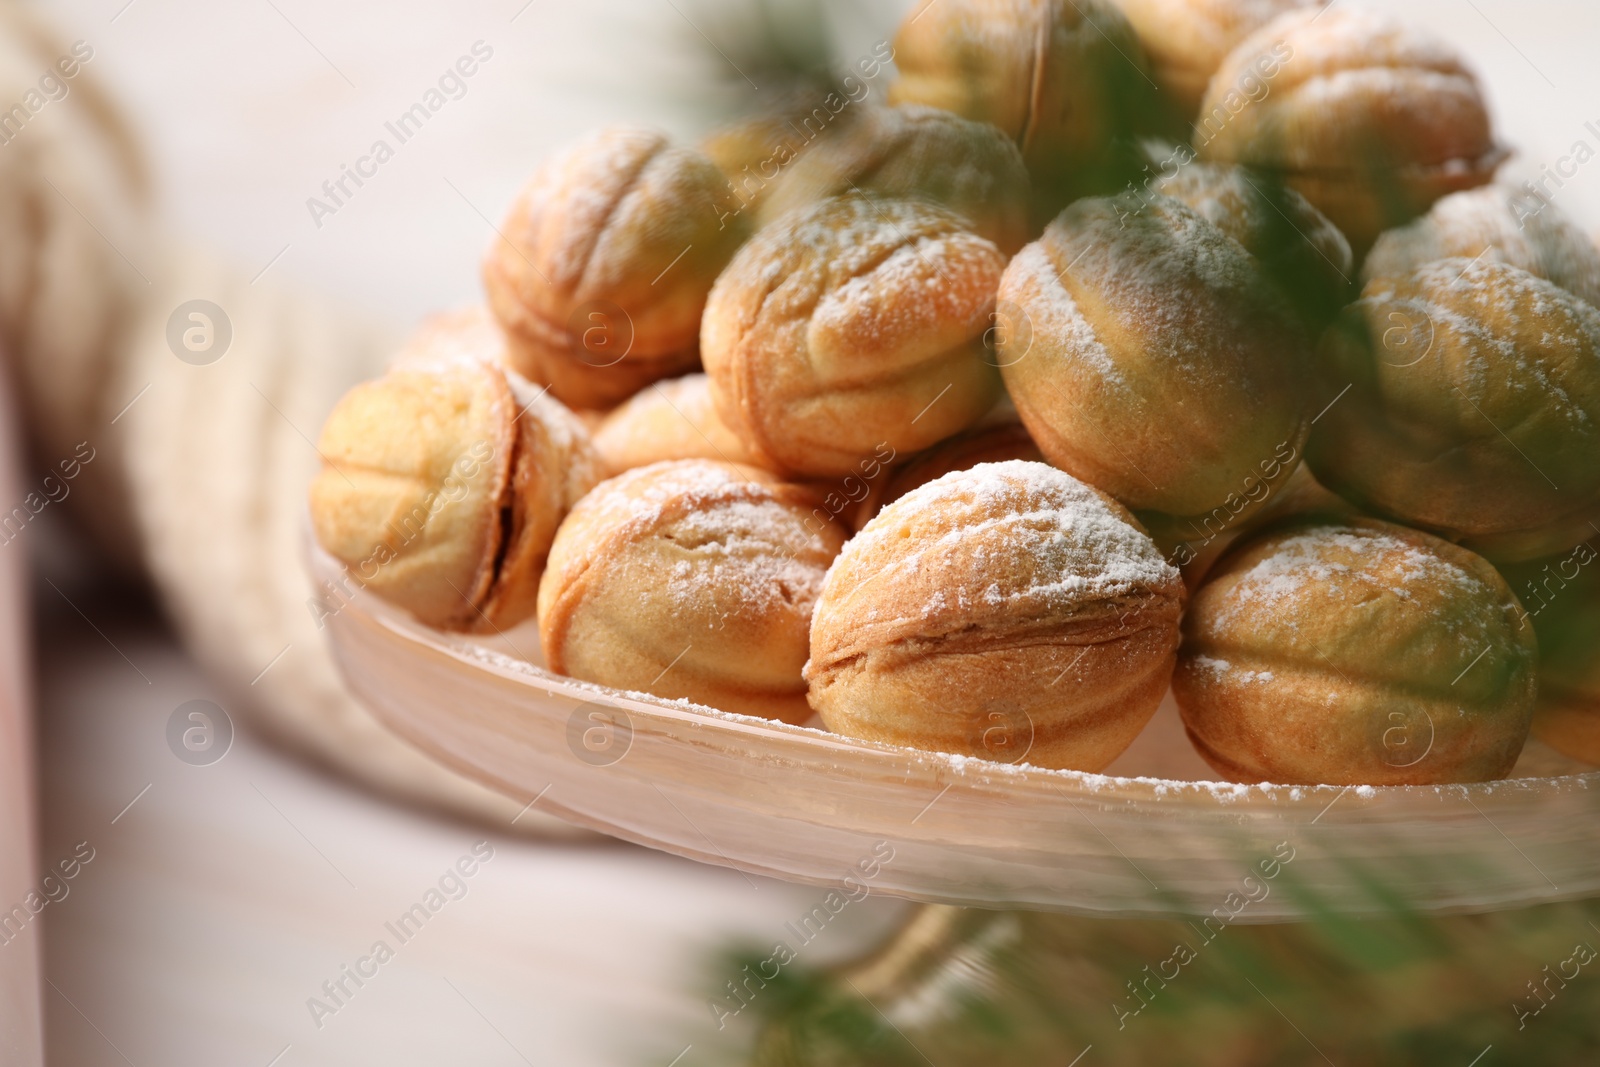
[311,543,1600,921]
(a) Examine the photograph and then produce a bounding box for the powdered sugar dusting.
[647,498,830,624]
[1005,242,1126,387]
[1366,257,1600,431]
[828,461,1180,633]
[1364,187,1600,310]
[1216,525,1500,657]
[578,461,830,553]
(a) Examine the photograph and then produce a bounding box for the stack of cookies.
[309,0,1600,788]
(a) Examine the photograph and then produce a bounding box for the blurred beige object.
[0,3,149,573]
[591,372,767,475]
[389,303,505,368]
[0,371,41,1064]
[0,4,586,837]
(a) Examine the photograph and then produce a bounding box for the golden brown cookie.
[806,460,1186,771]
[1498,540,1600,766]
[536,460,847,722]
[997,194,1311,528]
[889,0,1159,215]
[702,195,1004,479]
[851,420,1043,529]
[755,103,1033,253]
[1175,518,1537,785]
[591,373,769,476]
[1310,257,1600,564]
[1195,7,1504,253]
[1112,0,1318,121]
[310,361,602,631]
[1153,158,1354,323]
[1149,460,1358,591]
[482,126,749,410]
[1362,186,1600,310]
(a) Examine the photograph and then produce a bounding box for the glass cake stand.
[311,544,1600,921]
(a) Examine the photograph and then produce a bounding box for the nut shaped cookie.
[1310,257,1600,564]
[1196,8,1504,253]
[889,0,1158,211]
[1362,186,1600,310]
[756,104,1032,253]
[310,361,603,631]
[1501,542,1600,766]
[701,89,866,218]
[537,460,847,723]
[482,126,749,410]
[702,196,1004,479]
[1112,0,1317,120]
[853,420,1043,529]
[806,461,1186,771]
[591,373,768,476]
[1154,159,1354,324]
[1175,519,1537,785]
[997,194,1311,527]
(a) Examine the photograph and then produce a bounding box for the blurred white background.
[18,0,1600,1064]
